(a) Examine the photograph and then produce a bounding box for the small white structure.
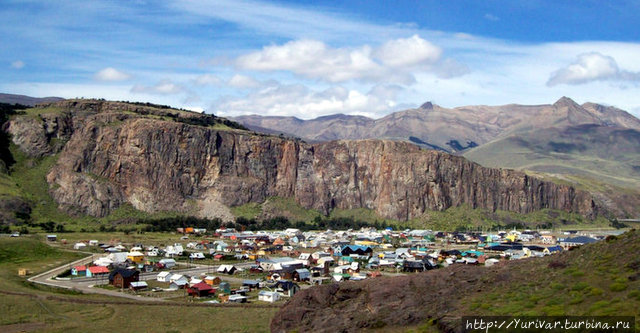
[157,271,172,282]
[158,258,176,268]
[165,244,184,257]
[217,264,236,274]
[73,243,87,250]
[130,281,148,290]
[169,274,188,285]
[227,294,248,303]
[168,280,187,290]
[258,291,281,303]
[93,257,113,267]
[89,240,99,246]
[189,252,205,260]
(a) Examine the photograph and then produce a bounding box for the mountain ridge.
[3,99,602,224]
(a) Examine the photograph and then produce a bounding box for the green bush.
[609,282,628,292]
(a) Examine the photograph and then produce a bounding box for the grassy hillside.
[464,125,640,218]
[464,230,640,318]
[464,125,640,189]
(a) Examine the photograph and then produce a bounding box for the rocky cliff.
[7,100,600,221]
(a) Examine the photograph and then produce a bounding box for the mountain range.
[232,97,640,217]
[0,98,605,228]
[0,93,64,106]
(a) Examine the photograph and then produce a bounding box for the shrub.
[609,282,628,292]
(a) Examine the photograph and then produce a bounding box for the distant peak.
[419,101,434,110]
[553,96,579,108]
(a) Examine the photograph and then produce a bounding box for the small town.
[18,226,621,305]
[2,1,640,331]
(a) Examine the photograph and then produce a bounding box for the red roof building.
[187,282,216,297]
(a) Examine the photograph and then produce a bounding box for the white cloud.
[94,67,131,81]
[193,74,223,86]
[484,14,499,21]
[228,74,261,89]
[375,35,441,67]
[10,60,25,69]
[131,80,184,95]
[234,35,464,84]
[547,52,640,86]
[213,82,403,119]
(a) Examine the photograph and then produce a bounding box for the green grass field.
[0,236,277,332]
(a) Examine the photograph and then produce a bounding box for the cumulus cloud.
[228,74,262,89]
[234,35,463,84]
[193,74,223,86]
[213,82,403,119]
[547,52,640,86]
[131,80,184,95]
[94,67,132,81]
[11,60,25,69]
[375,35,441,67]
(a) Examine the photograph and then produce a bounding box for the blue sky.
[2,0,640,118]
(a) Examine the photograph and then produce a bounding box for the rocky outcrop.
[0,197,31,225]
[29,102,599,220]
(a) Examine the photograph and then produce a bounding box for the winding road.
[28,255,256,302]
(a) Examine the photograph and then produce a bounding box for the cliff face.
[8,100,599,220]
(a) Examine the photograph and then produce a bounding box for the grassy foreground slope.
[0,236,276,333]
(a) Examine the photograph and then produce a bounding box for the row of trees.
[139,215,401,233]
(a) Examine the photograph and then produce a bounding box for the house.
[242,280,260,290]
[72,265,87,276]
[158,258,176,269]
[129,281,148,291]
[544,246,563,254]
[74,243,87,250]
[108,252,129,264]
[274,280,300,297]
[157,271,172,282]
[540,235,556,244]
[169,280,188,290]
[189,252,206,260]
[93,257,114,267]
[164,244,184,257]
[87,266,110,277]
[126,251,145,264]
[341,245,373,257]
[559,236,599,249]
[187,282,215,297]
[293,268,311,282]
[46,235,57,242]
[227,294,248,303]
[217,265,237,275]
[218,282,231,294]
[204,276,221,286]
[258,290,281,303]
[169,274,188,285]
[108,269,140,288]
